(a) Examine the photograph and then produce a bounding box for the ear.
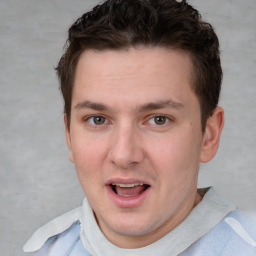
[64,114,74,162]
[200,106,224,163]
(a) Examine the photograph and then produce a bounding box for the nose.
[109,124,144,169]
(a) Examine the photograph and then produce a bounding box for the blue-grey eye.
[88,116,106,125]
[148,116,168,125]
[154,116,167,125]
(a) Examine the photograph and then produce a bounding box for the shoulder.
[217,210,256,255]
[23,207,82,254]
[185,209,256,256]
[223,210,256,247]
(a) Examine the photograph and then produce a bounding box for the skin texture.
[65,47,224,248]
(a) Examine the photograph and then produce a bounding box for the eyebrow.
[74,101,108,111]
[74,99,184,112]
[137,100,184,112]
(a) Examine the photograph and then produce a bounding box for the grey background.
[0,0,255,255]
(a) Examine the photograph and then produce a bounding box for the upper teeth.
[112,183,143,188]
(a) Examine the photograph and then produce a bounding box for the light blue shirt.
[24,188,256,255]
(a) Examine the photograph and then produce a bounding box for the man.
[23,0,256,255]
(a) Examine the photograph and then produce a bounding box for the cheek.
[71,140,105,199]
[148,130,202,175]
[71,129,108,158]
[70,135,107,178]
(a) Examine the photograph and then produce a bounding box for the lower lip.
[106,185,151,208]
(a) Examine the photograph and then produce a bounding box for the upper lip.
[105,178,150,186]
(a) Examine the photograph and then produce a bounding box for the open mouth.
[110,183,150,197]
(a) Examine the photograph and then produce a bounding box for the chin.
[108,214,156,236]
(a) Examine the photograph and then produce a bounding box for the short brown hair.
[56,0,222,131]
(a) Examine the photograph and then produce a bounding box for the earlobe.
[68,151,74,162]
[64,114,74,162]
[200,107,224,163]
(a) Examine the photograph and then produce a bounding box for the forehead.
[75,47,193,81]
[72,47,197,109]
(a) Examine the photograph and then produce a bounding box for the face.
[65,47,217,248]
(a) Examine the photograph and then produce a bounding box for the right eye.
[87,116,108,126]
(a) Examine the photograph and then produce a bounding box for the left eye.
[148,116,169,125]
[87,116,108,125]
